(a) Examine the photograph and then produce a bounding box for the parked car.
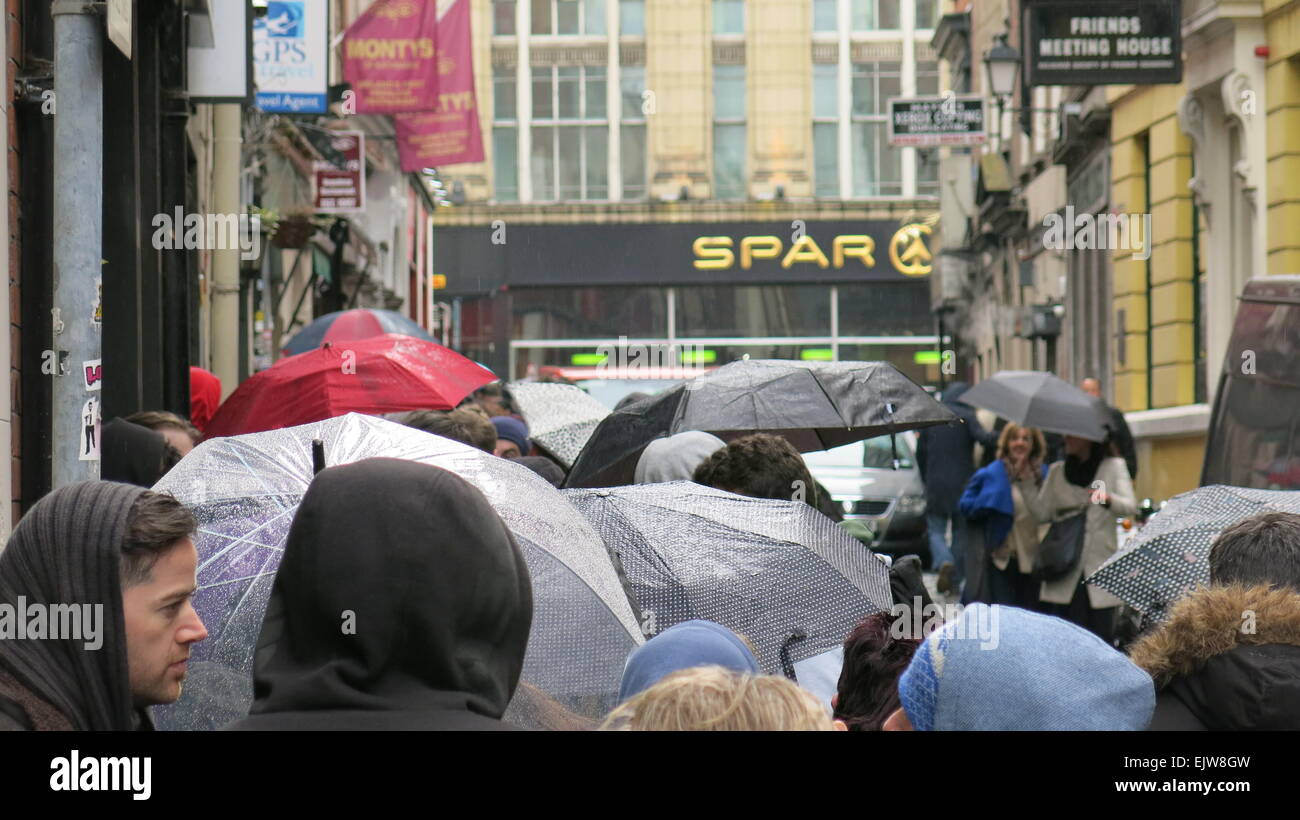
[1202,275,1300,489]
[803,431,929,565]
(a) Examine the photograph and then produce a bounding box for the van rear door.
[1201,276,1300,489]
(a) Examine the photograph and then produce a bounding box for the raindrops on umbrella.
[508,381,611,468]
[1089,484,1300,621]
[151,414,642,730]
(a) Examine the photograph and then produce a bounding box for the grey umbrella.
[1088,484,1300,620]
[564,481,894,677]
[150,413,642,730]
[564,359,956,488]
[508,381,611,468]
[960,370,1110,441]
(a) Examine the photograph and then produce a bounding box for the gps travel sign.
[1024,0,1182,86]
[889,96,986,147]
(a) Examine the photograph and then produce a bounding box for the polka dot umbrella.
[1088,485,1300,622]
[564,481,894,678]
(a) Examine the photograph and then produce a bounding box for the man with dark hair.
[398,408,497,453]
[692,433,817,508]
[1079,378,1137,480]
[0,483,208,730]
[1209,511,1300,591]
[1129,511,1300,730]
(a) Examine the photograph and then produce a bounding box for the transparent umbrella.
[151,413,642,730]
[508,381,611,468]
[1089,484,1300,621]
[564,481,894,677]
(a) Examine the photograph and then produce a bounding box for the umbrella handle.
[312,439,326,475]
[779,629,807,681]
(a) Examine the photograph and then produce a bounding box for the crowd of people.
[2,374,1299,732]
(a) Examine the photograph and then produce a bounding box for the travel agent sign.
[889,96,986,147]
[1023,0,1182,86]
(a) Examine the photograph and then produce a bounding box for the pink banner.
[342,0,440,114]
[394,0,484,170]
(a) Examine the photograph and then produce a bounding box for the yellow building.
[1106,0,1300,503]
[429,0,944,381]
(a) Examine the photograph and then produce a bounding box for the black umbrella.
[565,481,894,676]
[563,359,956,488]
[1088,485,1300,620]
[960,370,1110,441]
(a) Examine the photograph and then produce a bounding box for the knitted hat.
[898,604,1155,730]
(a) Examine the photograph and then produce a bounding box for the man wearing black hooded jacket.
[226,458,533,730]
[915,382,997,594]
[1129,512,1300,730]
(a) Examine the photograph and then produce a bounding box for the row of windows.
[491,60,939,201]
[492,0,938,37]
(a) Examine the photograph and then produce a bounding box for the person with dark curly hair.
[831,611,920,731]
[692,433,817,508]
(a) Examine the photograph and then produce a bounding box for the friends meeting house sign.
[433,219,937,292]
[1024,0,1183,86]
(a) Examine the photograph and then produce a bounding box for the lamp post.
[984,32,1021,145]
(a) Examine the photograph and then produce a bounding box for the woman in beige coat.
[1016,434,1136,644]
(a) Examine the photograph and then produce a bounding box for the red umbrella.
[204,334,495,437]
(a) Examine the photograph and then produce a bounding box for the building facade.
[432,0,944,382]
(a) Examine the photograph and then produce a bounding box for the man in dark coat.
[0,483,207,730]
[915,382,996,594]
[1128,512,1300,729]
[1080,378,1137,480]
[226,458,533,730]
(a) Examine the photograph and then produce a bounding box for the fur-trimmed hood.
[1130,584,1300,684]
[1129,584,1300,731]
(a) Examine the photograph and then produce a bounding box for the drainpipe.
[210,103,243,398]
[50,1,103,486]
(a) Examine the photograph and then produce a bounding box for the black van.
[1201,276,1300,489]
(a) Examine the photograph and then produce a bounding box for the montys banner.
[342,0,440,114]
[394,0,483,170]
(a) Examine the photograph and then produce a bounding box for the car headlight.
[896,495,926,515]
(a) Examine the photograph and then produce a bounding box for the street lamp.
[984,33,1021,100]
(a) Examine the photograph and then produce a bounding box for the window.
[851,61,902,196]
[916,0,937,29]
[620,0,645,36]
[493,65,518,201]
[622,65,647,198]
[494,0,517,35]
[852,0,899,30]
[813,63,838,197]
[493,65,516,120]
[713,64,746,199]
[676,285,831,337]
[494,128,518,201]
[813,0,837,32]
[713,0,744,35]
[531,0,605,35]
[916,61,940,97]
[531,65,609,200]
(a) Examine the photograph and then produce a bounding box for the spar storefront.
[433,214,942,386]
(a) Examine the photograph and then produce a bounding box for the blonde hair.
[996,422,1047,470]
[599,666,834,731]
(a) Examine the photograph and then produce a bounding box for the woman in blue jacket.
[959,423,1048,608]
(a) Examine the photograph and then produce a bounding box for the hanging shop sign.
[888,96,986,147]
[254,0,331,113]
[1024,0,1182,86]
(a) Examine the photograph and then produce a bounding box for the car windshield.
[802,434,914,469]
[575,378,685,410]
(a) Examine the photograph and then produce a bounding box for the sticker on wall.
[92,279,103,327]
[79,396,101,461]
[82,359,102,392]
